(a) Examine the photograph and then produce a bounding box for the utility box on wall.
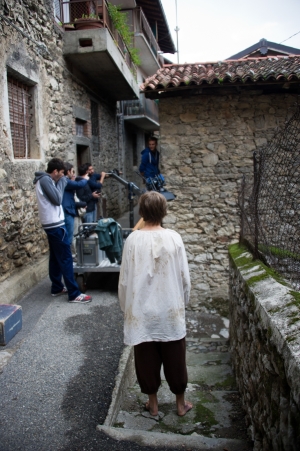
[0,305,22,346]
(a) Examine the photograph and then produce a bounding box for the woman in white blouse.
[118,191,192,417]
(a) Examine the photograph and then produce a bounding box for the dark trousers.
[134,338,188,395]
[46,226,81,300]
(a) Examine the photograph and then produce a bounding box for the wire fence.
[239,103,300,291]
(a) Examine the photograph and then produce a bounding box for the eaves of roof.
[136,0,176,54]
[141,56,300,96]
[227,39,300,60]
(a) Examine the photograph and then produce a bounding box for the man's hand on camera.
[92,191,100,198]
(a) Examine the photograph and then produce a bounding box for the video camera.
[145,174,166,192]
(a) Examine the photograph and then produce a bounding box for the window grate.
[8,77,32,159]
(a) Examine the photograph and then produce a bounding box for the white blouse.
[118,229,191,346]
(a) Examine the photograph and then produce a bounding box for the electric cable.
[280,30,300,45]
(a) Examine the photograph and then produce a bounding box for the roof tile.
[141,56,300,92]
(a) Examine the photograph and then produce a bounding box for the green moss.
[259,244,300,260]
[288,316,300,326]
[194,402,218,426]
[214,374,237,390]
[289,291,300,306]
[114,422,124,428]
[287,335,297,343]
[269,306,281,314]
[229,243,288,287]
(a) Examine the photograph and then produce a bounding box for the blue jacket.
[139,148,160,178]
[75,176,97,213]
[62,178,87,217]
[88,173,103,192]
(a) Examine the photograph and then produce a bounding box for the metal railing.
[120,95,159,124]
[58,0,136,73]
[239,103,300,291]
[132,7,160,60]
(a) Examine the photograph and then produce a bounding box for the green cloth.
[95,218,123,263]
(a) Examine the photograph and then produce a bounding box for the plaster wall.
[158,92,298,311]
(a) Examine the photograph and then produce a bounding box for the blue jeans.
[83,210,96,223]
[46,226,81,300]
[64,213,74,246]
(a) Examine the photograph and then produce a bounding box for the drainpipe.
[116,107,125,214]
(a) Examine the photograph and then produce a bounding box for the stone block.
[203,153,219,167]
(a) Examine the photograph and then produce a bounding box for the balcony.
[132,7,162,74]
[120,95,159,131]
[60,0,139,101]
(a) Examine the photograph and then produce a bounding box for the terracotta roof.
[141,56,300,93]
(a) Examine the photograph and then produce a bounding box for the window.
[75,118,88,137]
[53,0,61,21]
[7,76,33,159]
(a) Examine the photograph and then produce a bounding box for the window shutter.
[7,77,31,159]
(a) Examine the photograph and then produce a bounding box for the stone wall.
[0,0,140,285]
[229,243,300,451]
[159,92,298,312]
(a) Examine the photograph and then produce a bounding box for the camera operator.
[62,163,88,248]
[76,163,100,223]
[86,162,106,193]
[139,137,160,179]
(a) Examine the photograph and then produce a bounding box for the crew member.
[33,158,92,304]
[139,137,160,179]
[76,164,100,223]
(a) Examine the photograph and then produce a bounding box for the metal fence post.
[253,151,259,259]
[239,175,245,244]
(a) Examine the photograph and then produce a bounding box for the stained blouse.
[118,229,191,346]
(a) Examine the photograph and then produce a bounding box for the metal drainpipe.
[116,108,125,215]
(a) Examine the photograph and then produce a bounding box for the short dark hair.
[78,163,89,176]
[138,191,167,225]
[64,162,73,176]
[46,158,65,174]
[148,137,158,144]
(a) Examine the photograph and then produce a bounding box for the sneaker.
[51,287,68,297]
[69,294,92,303]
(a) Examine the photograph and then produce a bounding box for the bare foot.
[177,401,193,416]
[145,400,158,416]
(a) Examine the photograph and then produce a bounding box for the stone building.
[142,56,300,312]
[0,0,175,300]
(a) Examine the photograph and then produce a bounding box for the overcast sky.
[160,0,300,64]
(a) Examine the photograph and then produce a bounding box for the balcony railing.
[120,95,159,124]
[57,0,136,73]
[132,7,160,60]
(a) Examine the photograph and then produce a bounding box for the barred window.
[7,77,33,159]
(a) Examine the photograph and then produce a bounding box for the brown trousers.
[133,337,188,395]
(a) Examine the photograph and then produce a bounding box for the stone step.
[98,311,253,450]
[97,425,251,451]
